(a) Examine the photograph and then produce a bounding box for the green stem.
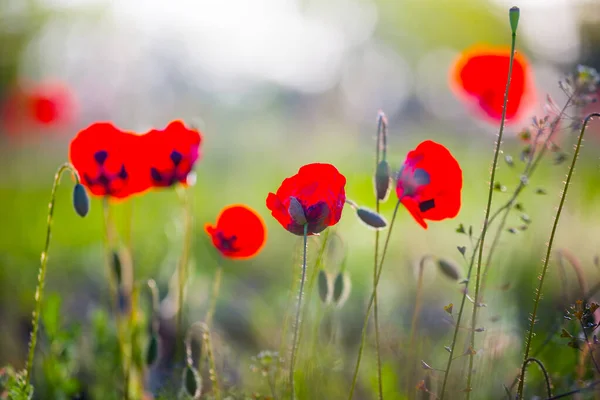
[289,223,309,400]
[348,200,401,400]
[373,113,385,400]
[465,25,518,399]
[206,263,223,327]
[25,163,78,387]
[176,187,193,362]
[407,255,433,386]
[516,112,600,398]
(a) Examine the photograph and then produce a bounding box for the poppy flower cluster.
[69,120,201,199]
[450,45,535,124]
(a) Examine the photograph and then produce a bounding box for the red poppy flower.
[396,140,462,229]
[69,123,150,199]
[266,163,346,236]
[1,81,76,136]
[142,120,202,188]
[450,45,535,123]
[205,205,267,259]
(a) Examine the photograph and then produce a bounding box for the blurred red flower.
[2,81,76,137]
[205,205,267,259]
[266,163,346,235]
[142,120,202,188]
[450,45,535,123]
[396,140,462,229]
[69,123,151,199]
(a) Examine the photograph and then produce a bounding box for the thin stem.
[25,163,77,387]
[348,200,401,400]
[373,113,385,400]
[580,319,600,374]
[202,324,221,400]
[547,380,600,399]
[206,263,224,327]
[289,223,309,400]
[176,187,193,362]
[465,25,518,399]
[408,255,433,386]
[516,112,600,398]
[521,358,552,398]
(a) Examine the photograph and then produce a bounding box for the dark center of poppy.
[83,163,129,196]
[170,150,183,166]
[419,199,435,212]
[399,167,431,197]
[216,232,239,252]
[94,150,108,166]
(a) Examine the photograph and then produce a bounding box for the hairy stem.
[408,255,433,386]
[25,163,77,387]
[465,24,518,399]
[348,200,401,400]
[516,112,600,398]
[206,263,223,327]
[176,187,193,362]
[289,223,309,400]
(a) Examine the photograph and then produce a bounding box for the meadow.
[2,1,600,399]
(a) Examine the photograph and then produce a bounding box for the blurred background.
[1,0,600,398]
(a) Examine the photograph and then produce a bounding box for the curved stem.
[289,223,309,400]
[25,163,78,387]
[176,187,193,362]
[516,112,600,398]
[347,200,401,400]
[465,27,518,399]
[521,358,552,398]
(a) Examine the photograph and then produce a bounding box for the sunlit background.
[1,0,600,398]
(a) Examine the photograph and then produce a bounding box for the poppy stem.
[289,223,309,400]
[373,112,386,400]
[25,163,78,389]
[464,13,519,399]
[176,186,193,363]
[348,200,401,400]
[206,262,223,327]
[516,112,600,398]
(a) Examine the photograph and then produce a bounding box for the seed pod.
[437,258,461,281]
[374,160,391,201]
[288,196,307,225]
[146,335,159,366]
[183,364,201,399]
[318,270,331,304]
[333,272,352,308]
[356,207,387,229]
[509,6,520,34]
[72,183,90,217]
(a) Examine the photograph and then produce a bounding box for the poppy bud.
[146,335,159,366]
[318,270,331,304]
[356,207,387,229]
[72,183,90,217]
[112,251,122,285]
[437,258,461,281]
[333,272,351,307]
[183,364,201,399]
[509,6,520,34]
[288,196,307,226]
[374,160,391,201]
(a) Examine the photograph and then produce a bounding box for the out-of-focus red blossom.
[266,163,346,236]
[396,140,462,229]
[205,205,267,259]
[142,120,202,188]
[1,81,76,136]
[450,45,535,124]
[69,123,151,199]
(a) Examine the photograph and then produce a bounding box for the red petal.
[450,45,534,123]
[267,163,346,235]
[205,205,267,259]
[396,140,462,228]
